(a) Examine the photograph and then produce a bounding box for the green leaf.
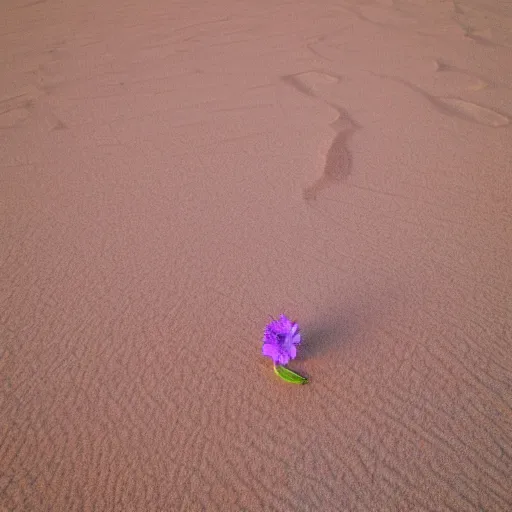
[273,364,308,385]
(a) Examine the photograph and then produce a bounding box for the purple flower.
[262,314,301,366]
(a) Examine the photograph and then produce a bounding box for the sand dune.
[2,0,511,510]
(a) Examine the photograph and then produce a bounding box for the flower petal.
[263,314,302,365]
[267,323,283,336]
[263,329,277,345]
[280,315,292,330]
[262,343,279,362]
[278,352,290,365]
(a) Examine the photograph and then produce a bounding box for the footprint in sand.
[434,59,489,92]
[453,3,512,49]
[0,84,66,130]
[281,71,360,201]
[0,87,40,129]
[435,98,509,127]
[302,122,356,202]
[0,97,33,129]
[375,73,510,128]
[281,70,342,99]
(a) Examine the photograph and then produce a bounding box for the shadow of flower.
[299,309,361,360]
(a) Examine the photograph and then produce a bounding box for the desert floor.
[2,0,511,511]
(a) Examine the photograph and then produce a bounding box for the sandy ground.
[1,0,512,510]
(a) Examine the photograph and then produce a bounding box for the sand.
[1,0,511,510]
